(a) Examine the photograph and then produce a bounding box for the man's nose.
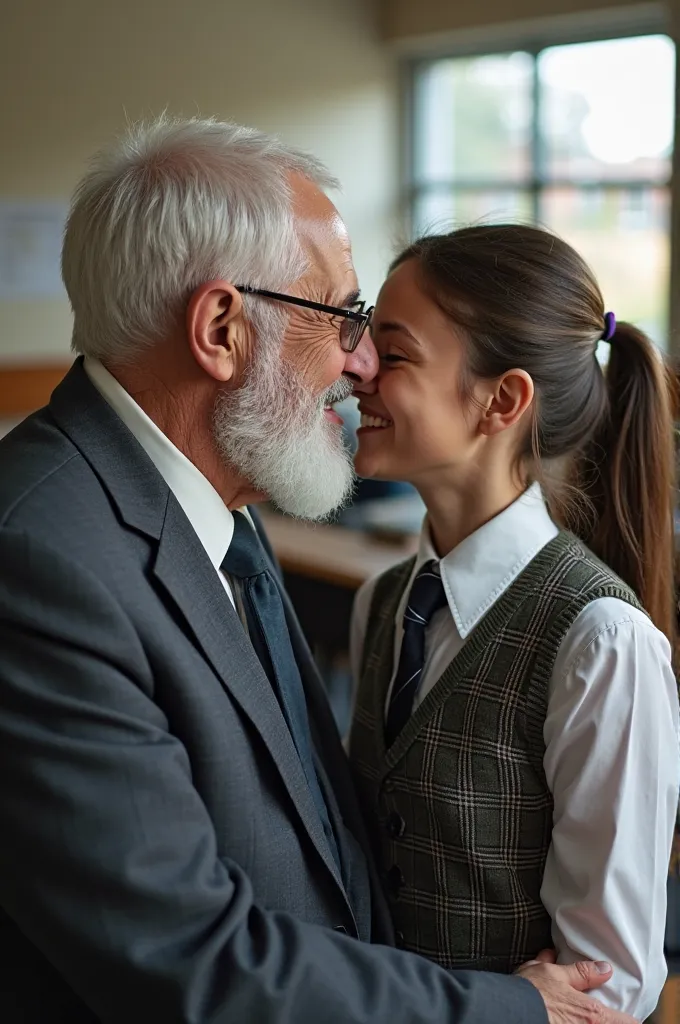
[343,328,378,392]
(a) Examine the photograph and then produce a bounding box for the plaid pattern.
[349,531,642,973]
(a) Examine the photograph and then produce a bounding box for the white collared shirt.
[84,357,237,606]
[350,483,679,1020]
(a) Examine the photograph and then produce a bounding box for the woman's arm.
[542,598,679,1021]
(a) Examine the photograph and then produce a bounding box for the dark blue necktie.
[385,560,448,747]
[222,511,340,870]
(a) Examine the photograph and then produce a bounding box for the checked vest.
[349,531,642,973]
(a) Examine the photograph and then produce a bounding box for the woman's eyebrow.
[374,320,422,346]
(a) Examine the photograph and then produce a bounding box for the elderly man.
[0,117,634,1024]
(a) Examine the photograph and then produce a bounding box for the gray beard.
[213,347,355,520]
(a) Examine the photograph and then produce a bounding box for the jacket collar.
[83,356,234,571]
[49,358,169,540]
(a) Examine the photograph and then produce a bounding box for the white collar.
[83,356,234,571]
[413,483,558,638]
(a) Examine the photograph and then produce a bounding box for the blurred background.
[1,1,678,374]
[1,2,680,1014]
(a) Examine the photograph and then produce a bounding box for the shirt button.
[383,778,396,793]
[387,864,405,895]
[387,812,406,839]
[395,930,406,949]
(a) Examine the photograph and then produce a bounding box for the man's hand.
[516,950,637,1024]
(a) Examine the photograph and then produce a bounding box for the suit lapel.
[255,541,388,929]
[277,577,394,942]
[153,496,346,891]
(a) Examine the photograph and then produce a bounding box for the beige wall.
[382,0,670,46]
[0,0,399,362]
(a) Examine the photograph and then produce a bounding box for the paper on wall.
[0,201,69,300]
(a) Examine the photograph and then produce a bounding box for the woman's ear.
[477,369,534,437]
[186,281,247,383]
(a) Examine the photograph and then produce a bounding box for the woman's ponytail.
[567,323,676,639]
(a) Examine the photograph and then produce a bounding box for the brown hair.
[393,224,676,640]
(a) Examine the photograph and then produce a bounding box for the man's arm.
[0,530,618,1024]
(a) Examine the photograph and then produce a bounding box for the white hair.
[61,114,339,362]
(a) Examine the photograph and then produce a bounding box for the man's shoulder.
[0,408,110,543]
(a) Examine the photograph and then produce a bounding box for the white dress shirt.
[350,483,679,1020]
[84,357,238,606]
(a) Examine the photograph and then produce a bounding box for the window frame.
[407,28,674,227]
[405,22,678,351]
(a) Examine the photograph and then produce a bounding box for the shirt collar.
[413,482,558,639]
[83,356,234,571]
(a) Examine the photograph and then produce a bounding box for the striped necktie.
[385,560,448,746]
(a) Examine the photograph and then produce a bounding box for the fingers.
[515,948,557,972]
[561,960,613,992]
[534,948,557,964]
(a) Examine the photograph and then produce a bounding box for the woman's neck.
[417,469,526,559]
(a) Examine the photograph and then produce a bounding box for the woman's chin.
[355,434,404,482]
[354,455,377,480]
[354,454,391,481]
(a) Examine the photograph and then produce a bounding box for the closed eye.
[381,353,407,364]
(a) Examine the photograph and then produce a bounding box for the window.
[410,35,675,346]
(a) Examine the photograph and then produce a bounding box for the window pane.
[413,52,533,185]
[413,189,533,235]
[540,187,670,346]
[539,36,675,183]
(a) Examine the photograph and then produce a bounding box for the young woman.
[348,225,679,1020]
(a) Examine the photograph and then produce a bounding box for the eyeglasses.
[236,286,373,353]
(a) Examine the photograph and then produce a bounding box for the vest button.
[387,812,406,839]
[387,864,405,895]
[383,777,396,793]
[395,930,406,949]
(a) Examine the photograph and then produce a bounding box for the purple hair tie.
[601,311,616,342]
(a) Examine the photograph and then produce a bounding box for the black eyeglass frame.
[236,286,373,353]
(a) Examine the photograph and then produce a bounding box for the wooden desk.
[258,509,418,591]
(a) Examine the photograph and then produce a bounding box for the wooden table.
[258,509,418,591]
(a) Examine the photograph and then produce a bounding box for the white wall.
[0,0,399,363]
[382,0,670,43]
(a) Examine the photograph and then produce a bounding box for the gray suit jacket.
[0,359,547,1024]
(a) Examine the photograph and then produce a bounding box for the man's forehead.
[290,173,356,294]
[300,213,353,269]
[291,175,349,246]
[290,170,338,219]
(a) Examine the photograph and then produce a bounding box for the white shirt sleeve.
[541,598,679,1021]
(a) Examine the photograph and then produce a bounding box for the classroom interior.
[1,0,680,1019]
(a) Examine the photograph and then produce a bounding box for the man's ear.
[477,369,534,437]
[186,281,247,383]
